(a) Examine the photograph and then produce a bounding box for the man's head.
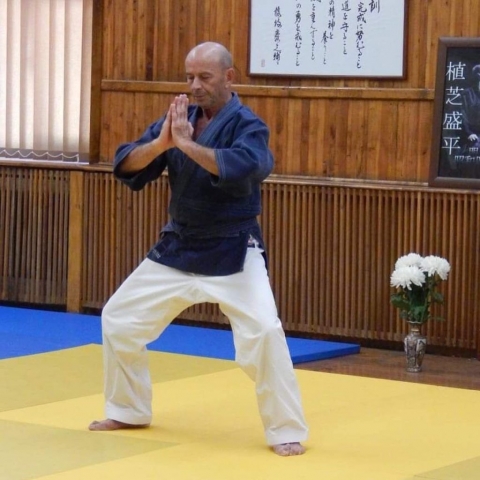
[185,42,234,117]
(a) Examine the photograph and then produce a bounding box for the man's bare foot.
[88,419,149,431]
[272,442,306,456]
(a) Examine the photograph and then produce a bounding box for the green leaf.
[431,291,444,303]
[390,296,410,310]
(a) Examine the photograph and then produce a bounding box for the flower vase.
[404,323,427,372]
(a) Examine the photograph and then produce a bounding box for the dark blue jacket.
[114,93,274,275]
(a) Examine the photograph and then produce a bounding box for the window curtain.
[0,0,93,161]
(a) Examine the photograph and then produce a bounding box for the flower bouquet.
[390,253,451,372]
[390,253,451,325]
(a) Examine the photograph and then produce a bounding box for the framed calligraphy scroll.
[429,37,480,189]
[248,0,407,78]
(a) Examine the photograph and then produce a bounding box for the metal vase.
[404,323,427,372]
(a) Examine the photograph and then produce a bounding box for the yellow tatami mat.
[1,345,480,480]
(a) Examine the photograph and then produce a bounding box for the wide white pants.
[101,246,309,445]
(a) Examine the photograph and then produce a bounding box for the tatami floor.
[1,344,480,480]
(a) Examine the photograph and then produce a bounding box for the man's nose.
[190,77,201,90]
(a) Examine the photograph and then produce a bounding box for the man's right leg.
[89,258,196,430]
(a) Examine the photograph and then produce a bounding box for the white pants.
[101,246,309,445]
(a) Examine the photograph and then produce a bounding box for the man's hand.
[118,107,175,174]
[170,94,194,148]
[156,107,175,151]
[167,94,219,176]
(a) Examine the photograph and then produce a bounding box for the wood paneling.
[99,89,433,181]
[93,0,480,182]
[75,171,479,352]
[81,0,479,351]
[81,171,170,307]
[0,167,69,305]
[67,171,85,311]
[88,0,104,162]
[100,0,480,89]
[0,165,478,354]
[2,1,480,358]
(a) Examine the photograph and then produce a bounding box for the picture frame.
[248,0,407,79]
[429,37,480,189]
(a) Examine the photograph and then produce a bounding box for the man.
[89,42,308,456]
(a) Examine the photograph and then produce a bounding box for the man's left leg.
[201,247,309,455]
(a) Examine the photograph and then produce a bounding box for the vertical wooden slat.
[47,172,55,302]
[67,171,84,311]
[0,170,7,297]
[88,0,104,162]
[0,168,68,305]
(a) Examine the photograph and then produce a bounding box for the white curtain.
[0,0,93,160]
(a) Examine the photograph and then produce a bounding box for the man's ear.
[225,67,235,87]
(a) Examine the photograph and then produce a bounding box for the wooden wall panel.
[0,164,477,354]
[93,0,480,183]
[0,167,69,305]
[100,90,433,181]
[100,92,173,163]
[2,1,480,360]
[100,0,480,89]
[81,171,170,308]
[75,171,479,352]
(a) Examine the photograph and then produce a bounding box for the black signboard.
[429,37,480,189]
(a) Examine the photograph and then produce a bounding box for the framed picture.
[429,37,480,189]
[248,0,407,78]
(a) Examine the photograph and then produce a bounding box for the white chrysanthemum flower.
[395,253,423,270]
[421,255,451,280]
[390,266,426,290]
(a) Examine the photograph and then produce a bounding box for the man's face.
[185,52,232,112]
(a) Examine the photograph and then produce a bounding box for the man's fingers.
[174,96,188,120]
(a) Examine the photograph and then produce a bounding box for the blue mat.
[0,306,360,363]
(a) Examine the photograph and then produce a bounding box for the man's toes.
[88,419,146,431]
[89,419,118,431]
[272,442,306,456]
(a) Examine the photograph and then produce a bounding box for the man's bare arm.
[118,109,175,174]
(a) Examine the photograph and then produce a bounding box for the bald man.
[89,42,308,456]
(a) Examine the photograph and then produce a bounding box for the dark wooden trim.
[101,79,434,101]
[67,171,85,311]
[88,0,104,163]
[2,161,479,194]
[266,174,480,193]
[0,159,112,172]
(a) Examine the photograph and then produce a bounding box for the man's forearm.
[119,137,170,174]
[176,139,219,176]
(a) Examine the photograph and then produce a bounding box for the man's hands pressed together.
[168,94,220,176]
[169,94,194,148]
[120,94,219,177]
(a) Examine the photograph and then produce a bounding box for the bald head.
[186,42,233,71]
[184,42,235,116]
